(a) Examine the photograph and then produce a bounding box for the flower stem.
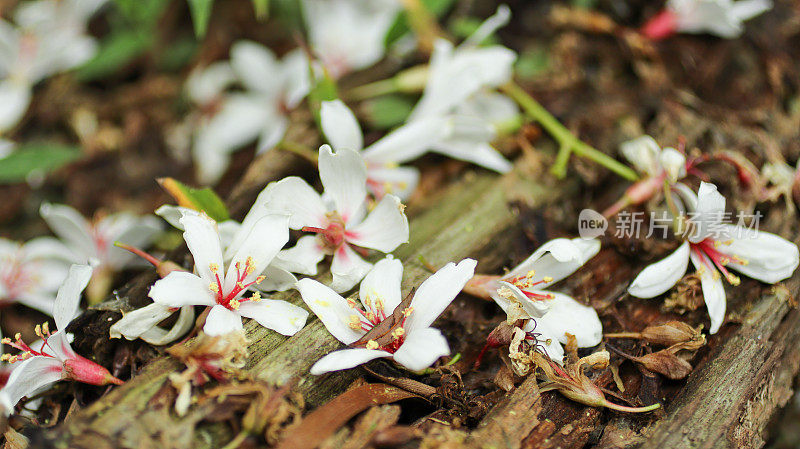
[604,332,642,339]
[346,79,399,101]
[500,82,639,181]
[602,399,661,413]
[276,140,318,165]
[114,242,161,267]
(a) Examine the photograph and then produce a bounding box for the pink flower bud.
[641,9,678,40]
[62,355,123,386]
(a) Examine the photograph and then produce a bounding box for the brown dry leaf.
[633,350,694,380]
[640,321,706,349]
[274,384,419,449]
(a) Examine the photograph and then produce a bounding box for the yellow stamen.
[402,307,414,317]
[366,340,379,350]
[250,291,261,302]
[542,276,554,283]
[255,276,266,284]
[229,299,241,310]
[391,327,405,339]
[348,315,362,330]
[727,274,741,286]
[209,263,219,273]
[209,283,219,293]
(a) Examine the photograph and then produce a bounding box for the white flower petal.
[628,241,690,298]
[255,115,289,153]
[310,348,391,375]
[0,356,62,414]
[688,181,726,243]
[319,145,368,223]
[103,214,162,269]
[39,203,95,261]
[659,147,687,183]
[346,194,409,252]
[185,61,235,105]
[535,292,602,348]
[179,211,224,283]
[330,244,374,293]
[229,40,280,94]
[256,265,298,292]
[730,0,772,21]
[525,322,565,365]
[620,135,661,176]
[237,299,308,336]
[46,330,76,361]
[392,327,450,371]
[263,177,328,229]
[406,258,477,332]
[53,264,92,330]
[15,293,59,316]
[139,305,195,346]
[155,205,188,230]
[203,304,243,336]
[462,4,511,47]
[690,250,727,334]
[495,281,552,318]
[365,165,420,201]
[720,224,799,284]
[22,236,75,262]
[430,139,512,173]
[296,278,365,344]
[272,236,326,276]
[321,100,363,151]
[223,214,290,293]
[362,118,446,165]
[0,79,31,132]
[109,302,189,345]
[507,238,601,287]
[359,256,403,316]
[149,271,216,307]
[281,48,311,108]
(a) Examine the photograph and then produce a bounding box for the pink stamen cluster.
[347,295,412,354]
[208,257,265,310]
[1,323,56,364]
[505,271,554,301]
[690,238,746,286]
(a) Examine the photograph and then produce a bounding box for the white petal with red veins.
[688,181,726,243]
[309,348,391,375]
[203,304,244,336]
[506,238,601,288]
[272,236,326,276]
[405,259,477,332]
[330,244,373,293]
[296,278,365,344]
[0,356,63,415]
[237,299,308,336]
[690,250,727,334]
[346,194,409,252]
[628,241,690,298]
[392,327,450,371]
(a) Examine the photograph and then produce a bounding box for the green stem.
[345,78,399,101]
[500,82,638,181]
[276,140,318,165]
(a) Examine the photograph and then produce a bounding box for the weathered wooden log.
[48,151,573,447]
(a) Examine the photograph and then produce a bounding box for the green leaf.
[515,47,550,80]
[307,64,339,127]
[252,0,269,19]
[158,178,230,222]
[0,143,81,183]
[363,95,414,129]
[187,0,214,38]
[75,30,153,81]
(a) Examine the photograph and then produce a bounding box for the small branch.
[500,81,638,181]
[276,140,318,165]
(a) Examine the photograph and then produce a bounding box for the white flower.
[628,182,799,333]
[405,6,518,173]
[39,203,162,272]
[264,145,410,292]
[297,256,476,374]
[0,237,73,315]
[148,210,308,337]
[0,0,105,132]
[620,135,687,184]
[484,238,603,363]
[0,264,122,416]
[302,0,401,78]
[642,0,772,39]
[190,41,310,184]
[320,99,441,200]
